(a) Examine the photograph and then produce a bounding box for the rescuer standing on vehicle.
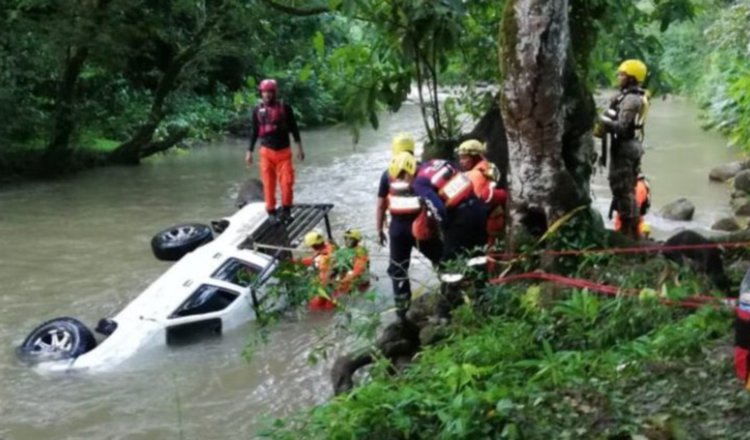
[595,60,650,240]
[246,79,305,224]
[376,134,442,318]
[456,139,507,248]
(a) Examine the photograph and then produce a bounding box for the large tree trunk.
[43,0,113,172]
[45,46,90,166]
[500,0,590,242]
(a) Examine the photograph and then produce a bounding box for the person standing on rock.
[245,79,305,225]
[376,134,442,318]
[595,59,650,239]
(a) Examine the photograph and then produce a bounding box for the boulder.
[735,169,750,192]
[728,260,750,277]
[710,161,746,182]
[734,199,750,217]
[660,198,695,221]
[711,217,741,232]
[732,190,748,199]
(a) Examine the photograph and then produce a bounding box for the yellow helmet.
[456,139,486,156]
[617,59,647,83]
[304,231,325,248]
[391,133,415,156]
[640,222,651,236]
[388,151,417,179]
[344,229,362,242]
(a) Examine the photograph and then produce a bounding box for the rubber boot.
[267,209,280,226]
[392,279,411,320]
[280,205,293,225]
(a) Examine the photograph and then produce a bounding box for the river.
[0,97,739,439]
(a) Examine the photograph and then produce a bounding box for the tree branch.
[259,0,331,16]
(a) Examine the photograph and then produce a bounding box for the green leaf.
[313,31,325,58]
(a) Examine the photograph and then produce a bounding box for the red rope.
[488,271,735,310]
[488,240,750,260]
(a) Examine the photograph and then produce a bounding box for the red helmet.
[259,79,277,93]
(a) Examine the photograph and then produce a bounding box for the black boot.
[392,279,411,320]
[267,209,280,225]
[279,205,293,225]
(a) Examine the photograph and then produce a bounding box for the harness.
[601,88,649,166]
[418,160,473,208]
[387,178,422,215]
[610,87,649,141]
[257,101,287,139]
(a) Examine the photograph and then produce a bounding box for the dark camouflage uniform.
[601,87,645,238]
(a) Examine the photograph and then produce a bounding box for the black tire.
[151,223,213,261]
[17,317,97,362]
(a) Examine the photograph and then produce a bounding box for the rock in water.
[735,170,750,193]
[660,198,695,221]
[712,217,741,232]
[709,161,745,182]
[734,200,750,217]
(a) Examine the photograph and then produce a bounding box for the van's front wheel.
[17,317,97,363]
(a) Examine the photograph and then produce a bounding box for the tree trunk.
[109,49,195,165]
[45,46,90,166]
[500,0,590,242]
[43,0,113,171]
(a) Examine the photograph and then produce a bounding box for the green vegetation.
[247,211,750,438]
[262,254,748,439]
[660,0,750,151]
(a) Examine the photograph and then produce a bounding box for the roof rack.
[239,203,334,258]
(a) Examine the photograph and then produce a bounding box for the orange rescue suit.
[300,242,337,310]
[334,245,370,294]
[614,178,650,237]
[467,159,507,244]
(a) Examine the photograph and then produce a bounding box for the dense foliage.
[263,274,747,439]
[660,0,750,152]
[0,0,348,175]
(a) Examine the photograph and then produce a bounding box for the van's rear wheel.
[151,223,213,261]
[17,317,97,362]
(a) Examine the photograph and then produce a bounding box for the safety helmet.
[391,133,415,156]
[259,79,278,93]
[344,229,362,242]
[641,222,651,236]
[304,231,325,248]
[456,139,486,156]
[388,151,417,179]
[617,59,647,84]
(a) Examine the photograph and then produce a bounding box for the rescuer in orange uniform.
[611,174,651,239]
[455,139,507,248]
[300,231,338,310]
[245,79,305,224]
[332,229,370,294]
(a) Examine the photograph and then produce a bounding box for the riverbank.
[264,234,750,439]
